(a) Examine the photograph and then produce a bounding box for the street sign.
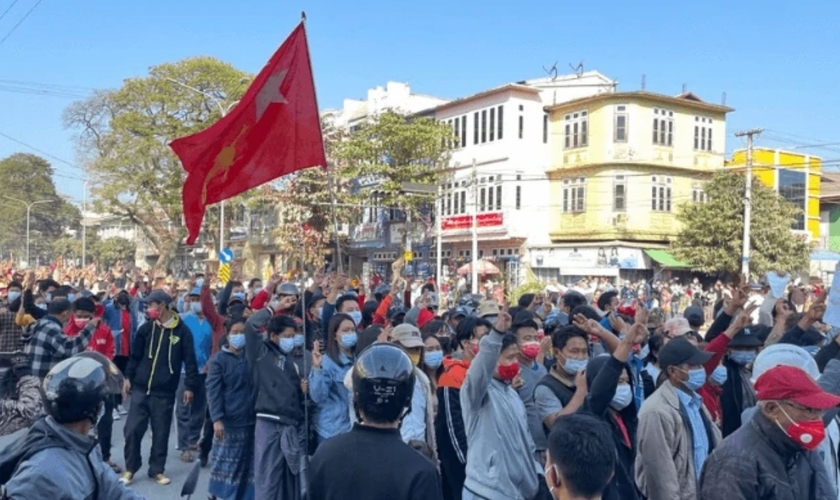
[219,248,234,264]
[404,250,413,262]
[401,182,437,194]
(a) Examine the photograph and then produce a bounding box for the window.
[543,114,549,143]
[518,115,524,139]
[651,176,672,212]
[779,169,807,230]
[444,181,470,216]
[563,111,588,149]
[692,188,707,203]
[453,118,460,147]
[489,108,495,142]
[481,110,487,143]
[614,175,626,211]
[497,106,504,139]
[694,116,713,152]
[562,178,586,213]
[515,174,522,210]
[474,112,479,145]
[519,105,524,111]
[614,105,628,143]
[477,176,502,212]
[460,116,467,147]
[653,108,674,146]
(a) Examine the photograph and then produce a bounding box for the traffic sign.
[404,250,413,262]
[219,248,234,264]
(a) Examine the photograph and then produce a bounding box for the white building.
[429,71,616,281]
[81,211,144,266]
[322,81,448,131]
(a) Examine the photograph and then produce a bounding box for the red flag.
[170,22,326,245]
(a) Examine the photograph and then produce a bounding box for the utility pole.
[734,128,763,278]
[82,179,88,267]
[4,196,52,267]
[471,159,478,294]
[436,184,443,287]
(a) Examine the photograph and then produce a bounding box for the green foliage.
[64,57,252,269]
[0,153,81,262]
[673,170,810,278]
[93,237,136,268]
[509,280,546,307]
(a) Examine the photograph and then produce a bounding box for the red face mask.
[147,309,161,320]
[497,362,520,381]
[778,405,826,451]
[470,342,479,356]
[521,342,541,360]
[73,317,89,329]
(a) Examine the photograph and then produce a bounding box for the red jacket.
[64,320,116,360]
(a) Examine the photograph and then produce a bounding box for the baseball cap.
[142,290,173,307]
[392,323,425,349]
[683,306,704,327]
[755,365,840,410]
[658,337,713,371]
[450,307,468,319]
[387,304,407,319]
[477,301,501,318]
[729,325,768,348]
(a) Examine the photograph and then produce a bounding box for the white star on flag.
[255,70,288,120]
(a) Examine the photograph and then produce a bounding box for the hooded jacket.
[1,416,144,500]
[460,329,542,500]
[63,320,115,360]
[125,312,199,397]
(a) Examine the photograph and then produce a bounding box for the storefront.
[527,245,652,283]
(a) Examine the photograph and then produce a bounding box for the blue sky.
[1,0,838,203]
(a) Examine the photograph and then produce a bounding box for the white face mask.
[610,384,633,411]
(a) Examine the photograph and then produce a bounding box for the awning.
[811,250,840,262]
[559,267,620,277]
[644,249,690,269]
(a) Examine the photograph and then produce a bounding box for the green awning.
[644,249,690,268]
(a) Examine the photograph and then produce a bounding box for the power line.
[0,0,21,22]
[0,0,44,48]
[0,130,87,178]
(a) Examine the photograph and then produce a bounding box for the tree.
[0,153,81,263]
[64,57,252,270]
[93,237,137,268]
[271,111,454,265]
[673,170,810,278]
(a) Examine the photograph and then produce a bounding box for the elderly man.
[699,365,840,500]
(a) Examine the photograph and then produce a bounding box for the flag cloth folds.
[170,22,326,245]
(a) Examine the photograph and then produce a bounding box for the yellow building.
[728,148,821,239]
[536,91,733,277]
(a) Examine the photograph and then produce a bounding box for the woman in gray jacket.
[460,311,543,500]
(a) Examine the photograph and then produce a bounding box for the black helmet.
[352,343,415,424]
[277,282,300,296]
[42,355,108,424]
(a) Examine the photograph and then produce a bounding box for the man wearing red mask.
[512,311,548,466]
[699,365,840,500]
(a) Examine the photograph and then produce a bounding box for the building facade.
[729,148,821,240]
[429,71,617,283]
[542,91,733,281]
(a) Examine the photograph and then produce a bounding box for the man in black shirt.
[307,343,443,500]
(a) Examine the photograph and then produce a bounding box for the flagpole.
[300,12,343,273]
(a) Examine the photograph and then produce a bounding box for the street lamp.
[4,196,52,267]
[166,77,247,257]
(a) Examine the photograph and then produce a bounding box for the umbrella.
[457,259,501,276]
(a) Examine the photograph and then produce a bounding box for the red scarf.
[120,309,131,357]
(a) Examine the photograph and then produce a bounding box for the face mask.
[638,343,651,359]
[562,357,588,375]
[486,316,498,327]
[36,303,47,311]
[228,333,246,350]
[610,384,633,411]
[683,367,707,391]
[776,404,825,451]
[316,307,324,320]
[710,365,727,385]
[147,309,161,321]
[67,294,75,303]
[279,337,295,353]
[196,278,204,288]
[497,362,520,381]
[339,332,358,349]
[470,342,480,356]
[424,351,444,369]
[729,350,756,366]
[7,291,20,302]
[804,345,820,357]
[190,302,202,314]
[520,341,541,360]
[231,292,246,302]
[73,317,89,329]
[409,352,421,366]
[253,286,262,295]
[293,334,304,348]
[347,311,363,327]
